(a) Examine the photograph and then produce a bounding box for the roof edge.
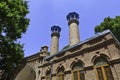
[45,30,120,60]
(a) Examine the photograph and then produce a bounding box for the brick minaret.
[66,12,80,46]
[50,25,61,55]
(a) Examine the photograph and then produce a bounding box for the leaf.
[0,0,29,72]
[94,16,120,42]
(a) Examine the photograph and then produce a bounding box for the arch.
[71,61,85,80]
[15,63,36,80]
[70,60,84,69]
[46,69,51,76]
[91,53,110,65]
[46,69,51,80]
[56,65,65,80]
[56,65,65,73]
[45,67,51,76]
[72,62,83,70]
[94,57,108,66]
[94,56,114,80]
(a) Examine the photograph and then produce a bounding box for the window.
[57,67,64,80]
[72,62,85,80]
[46,70,50,80]
[94,57,114,80]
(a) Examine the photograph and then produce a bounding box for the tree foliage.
[95,16,120,42]
[0,0,29,72]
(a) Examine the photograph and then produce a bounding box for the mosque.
[14,12,120,80]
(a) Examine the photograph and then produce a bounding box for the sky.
[20,0,120,57]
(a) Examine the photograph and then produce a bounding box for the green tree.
[0,0,29,79]
[95,16,120,42]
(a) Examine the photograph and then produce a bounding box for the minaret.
[66,12,80,46]
[50,25,61,55]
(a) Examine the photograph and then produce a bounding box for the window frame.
[95,64,108,80]
[46,76,50,80]
[46,70,50,80]
[72,62,85,80]
[94,57,114,80]
[56,67,64,80]
[57,72,64,80]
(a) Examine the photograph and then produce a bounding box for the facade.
[14,12,120,80]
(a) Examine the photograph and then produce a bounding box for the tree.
[0,0,29,79]
[95,16,120,42]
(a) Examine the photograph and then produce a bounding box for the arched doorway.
[15,63,36,80]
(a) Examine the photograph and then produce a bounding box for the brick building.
[14,12,120,80]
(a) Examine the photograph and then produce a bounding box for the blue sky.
[21,0,120,57]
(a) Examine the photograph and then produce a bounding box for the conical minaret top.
[66,12,80,46]
[50,25,61,55]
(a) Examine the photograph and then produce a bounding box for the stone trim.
[109,58,120,65]
[41,76,45,79]
[41,39,115,68]
[26,57,43,63]
[84,65,94,70]
[52,39,114,64]
[38,62,50,68]
[68,19,79,26]
[51,32,60,38]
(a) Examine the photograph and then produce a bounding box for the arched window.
[72,62,85,80]
[57,66,64,80]
[94,57,114,80]
[46,70,50,80]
